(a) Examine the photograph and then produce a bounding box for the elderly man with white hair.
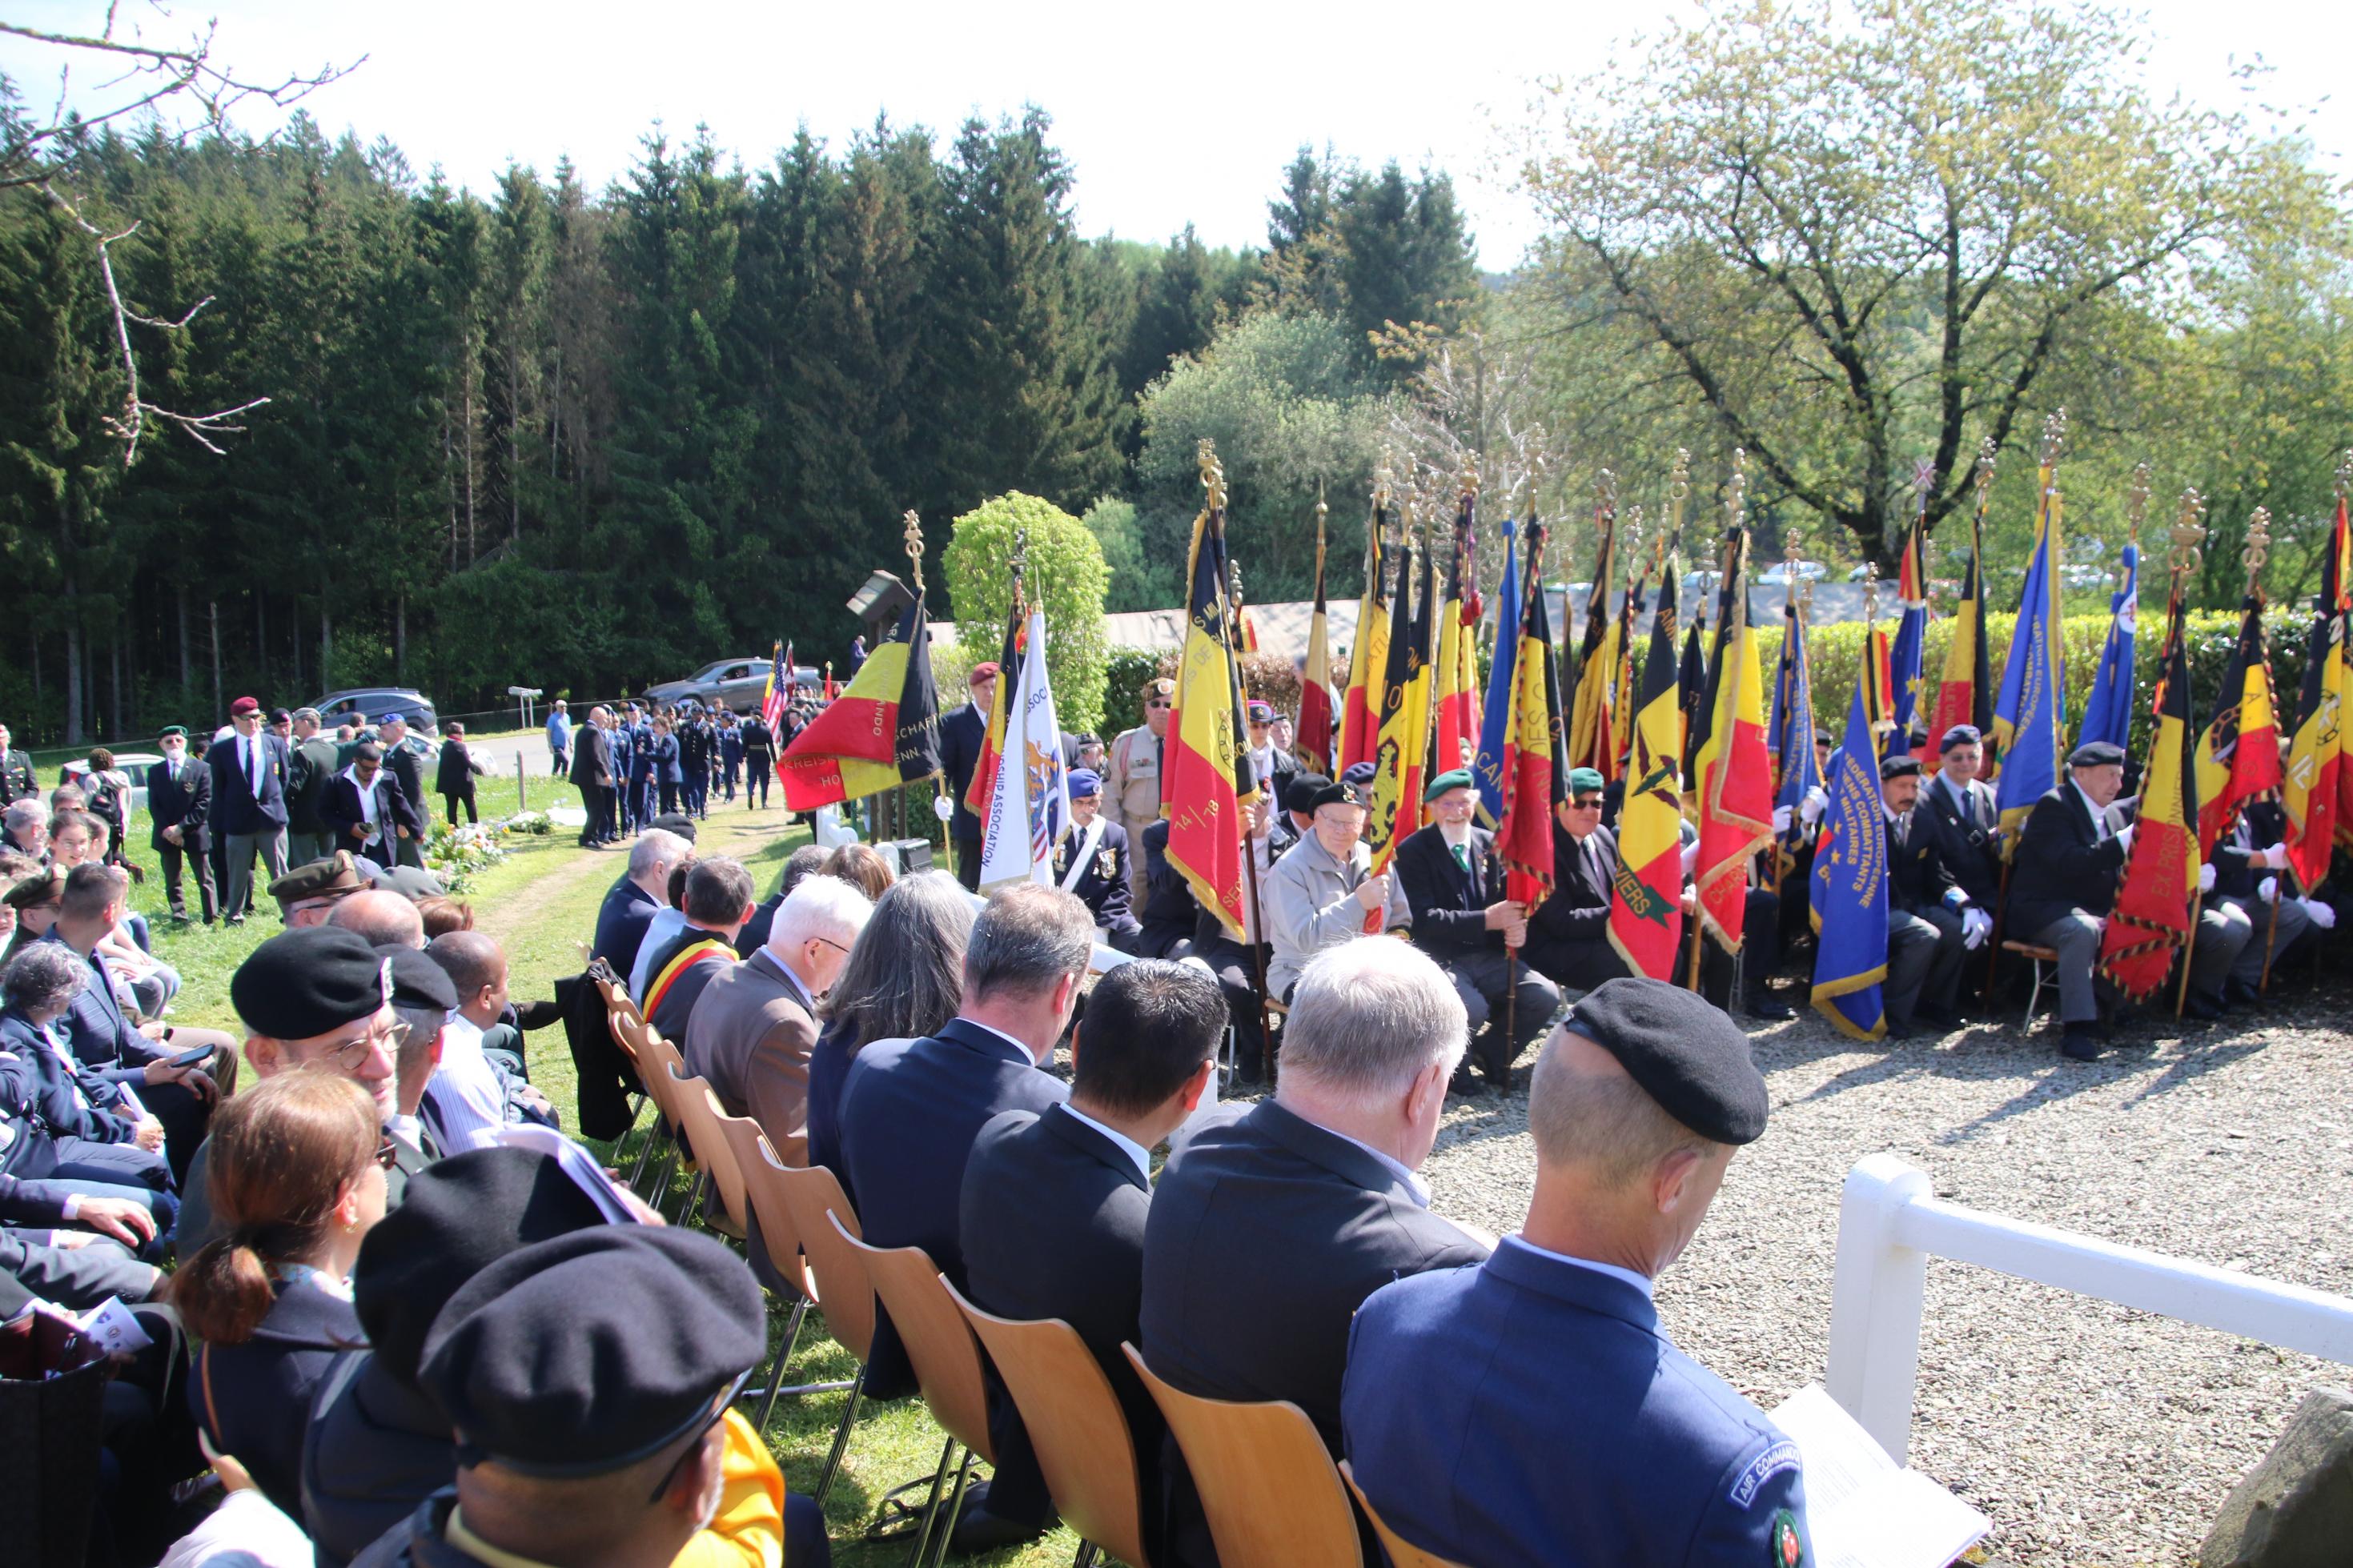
[1138,935,1492,1568]
[683,872,873,1151]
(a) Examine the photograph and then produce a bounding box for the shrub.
[942,492,1112,736]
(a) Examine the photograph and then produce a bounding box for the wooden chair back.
[1339,1459,1467,1568]
[950,1285,1150,1568]
[1121,1343,1356,1568]
[776,1165,875,1362]
[665,1067,747,1232]
[829,1217,992,1464]
[717,1115,815,1301]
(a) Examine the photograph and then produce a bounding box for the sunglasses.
[646,1370,753,1502]
[1146,699,1170,710]
[1571,796,1604,810]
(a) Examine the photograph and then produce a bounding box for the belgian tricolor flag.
[1495,523,1565,911]
[1692,529,1772,952]
[2194,594,2282,858]
[2099,597,2200,1001]
[777,594,942,810]
[1607,562,1684,981]
[1163,483,1260,940]
[1364,540,1434,914]
[964,585,1026,820]
[1566,502,1617,775]
[1929,523,1992,768]
[1296,520,1335,773]
[2284,493,2349,883]
[1339,503,1391,773]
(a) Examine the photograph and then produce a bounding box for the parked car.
[61,752,163,815]
[311,688,440,736]
[644,660,818,710]
[1761,560,1828,585]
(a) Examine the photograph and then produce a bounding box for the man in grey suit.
[683,872,872,1150]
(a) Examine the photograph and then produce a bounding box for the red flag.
[1692,530,1772,952]
[1163,477,1259,937]
[2099,599,2199,1000]
[1496,525,1565,912]
[1296,524,1335,772]
[2194,596,2282,857]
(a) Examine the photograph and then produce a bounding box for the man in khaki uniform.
[1105,676,1173,897]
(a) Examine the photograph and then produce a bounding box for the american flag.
[761,641,790,732]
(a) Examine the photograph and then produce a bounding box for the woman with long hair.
[805,870,972,1174]
[818,841,895,902]
[173,1069,390,1519]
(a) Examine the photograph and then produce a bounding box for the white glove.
[2259,876,2277,904]
[1773,804,1793,834]
[1961,907,1992,949]
[2114,823,2134,856]
[1680,839,1700,878]
[2305,898,2338,931]
[932,794,954,823]
[2197,861,2215,893]
[1800,786,1829,826]
[2258,844,2291,870]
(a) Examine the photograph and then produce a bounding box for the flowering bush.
[424,823,510,892]
[503,811,554,836]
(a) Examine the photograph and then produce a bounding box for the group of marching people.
[558,697,800,847]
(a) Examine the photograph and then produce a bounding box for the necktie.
[1895,813,1909,850]
[1452,841,1472,874]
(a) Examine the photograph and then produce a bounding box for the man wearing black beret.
[357,1226,829,1567]
[179,927,416,1253]
[2006,740,2247,1060]
[1876,754,1978,1038]
[1343,978,1812,1567]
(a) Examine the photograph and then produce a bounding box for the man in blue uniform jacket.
[835,883,1090,1542]
[1343,976,1813,1568]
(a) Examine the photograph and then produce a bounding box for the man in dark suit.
[375,716,431,868]
[569,704,616,846]
[1917,724,2002,911]
[1877,755,1980,1037]
[2007,740,2245,1060]
[1051,770,1142,950]
[590,828,689,981]
[147,725,216,924]
[1395,769,1562,1092]
[2210,800,2321,1003]
[0,720,34,807]
[836,884,1092,1545]
[1140,936,1491,1566]
[960,960,1224,1558]
[738,711,773,810]
[936,661,998,892]
[1132,818,1195,960]
[1343,979,1813,1568]
[206,695,291,924]
[638,858,756,1044]
[1522,768,1624,995]
[323,742,404,866]
[284,707,343,864]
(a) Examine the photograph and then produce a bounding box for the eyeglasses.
[373,1137,403,1171]
[1571,796,1604,811]
[813,936,850,956]
[326,1018,409,1072]
[646,1371,753,1502]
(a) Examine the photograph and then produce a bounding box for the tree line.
[0,102,1473,744]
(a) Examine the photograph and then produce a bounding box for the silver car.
[644,659,819,710]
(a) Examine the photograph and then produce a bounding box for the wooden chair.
[775,1165,877,1505]
[633,1028,697,1213]
[719,1117,849,1430]
[949,1284,1151,1568]
[832,1219,991,1568]
[1339,1459,1468,1568]
[1120,1343,1358,1568]
[664,1066,748,1240]
[2001,939,2060,1027]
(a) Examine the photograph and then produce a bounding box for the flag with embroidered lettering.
[2194,594,2282,857]
[777,596,941,810]
[1809,673,1889,1040]
[1162,490,1260,938]
[1692,531,1772,952]
[977,607,1073,888]
[2078,541,2139,752]
[1495,523,1565,911]
[1990,461,2067,842]
[2283,494,2348,881]
[1339,507,1391,774]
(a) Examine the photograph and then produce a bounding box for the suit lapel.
[1251,1101,1417,1203]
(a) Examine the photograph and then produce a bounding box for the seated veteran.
[1877,754,1983,1038]
[1051,769,1142,951]
[1265,775,1410,1001]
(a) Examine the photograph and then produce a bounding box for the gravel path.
[1419,976,2353,1567]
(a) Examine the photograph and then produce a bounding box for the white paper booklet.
[1769,1385,1990,1568]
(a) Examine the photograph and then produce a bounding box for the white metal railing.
[1825,1153,2353,1462]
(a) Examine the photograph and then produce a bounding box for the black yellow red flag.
[2099,598,2200,1000]
[1607,561,1684,980]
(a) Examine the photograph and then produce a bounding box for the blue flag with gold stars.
[1809,672,1889,1040]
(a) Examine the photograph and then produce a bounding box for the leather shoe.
[948,1482,1051,1554]
[2186,992,2227,1021]
[1744,993,1796,1021]
[2223,978,2263,1009]
[1448,1065,1485,1097]
[2061,1026,2102,1061]
[1883,1018,1915,1041]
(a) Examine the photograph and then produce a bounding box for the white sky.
[4,0,2346,269]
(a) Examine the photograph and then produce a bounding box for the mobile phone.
[167,1044,216,1070]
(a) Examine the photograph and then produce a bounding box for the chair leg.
[1073,1543,1101,1568]
[813,1366,865,1506]
[903,1436,958,1568]
[623,1113,661,1188]
[751,1298,810,1431]
[922,1444,977,1568]
[673,1169,709,1226]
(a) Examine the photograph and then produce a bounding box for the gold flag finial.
[1724,447,1747,531]
[2243,506,2271,587]
[2125,463,2151,543]
[2039,407,2068,467]
[1862,560,1880,627]
[1596,467,1618,517]
[1974,435,1998,505]
[902,508,926,591]
[1197,439,1227,512]
[1375,445,1395,510]
[2167,488,2206,580]
[1315,477,1328,530]
[1664,448,1691,552]
[1461,453,1480,497]
[2336,447,2352,501]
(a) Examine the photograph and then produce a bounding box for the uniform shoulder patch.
[1729,1439,1802,1508]
[1770,1508,1803,1566]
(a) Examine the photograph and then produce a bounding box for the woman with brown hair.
[805,869,970,1174]
[819,840,895,901]
[174,1069,391,1519]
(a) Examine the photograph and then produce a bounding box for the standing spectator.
[1105,676,1174,900]
[0,721,35,807]
[375,715,431,868]
[173,1069,390,1520]
[285,708,342,864]
[647,715,683,818]
[323,744,402,867]
[147,726,217,924]
[568,705,615,848]
[545,699,572,779]
[738,709,773,810]
[436,723,484,827]
[680,707,714,818]
[717,709,744,803]
[626,704,657,830]
[206,696,291,924]
[78,748,134,872]
[936,661,1000,892]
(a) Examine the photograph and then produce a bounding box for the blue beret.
[354,1148,612,1386]
[1561,977,1769,1145]
[1067,768,1102,798]
[377,712,405,725]
[421,1227,765,1477]
[1342,761,1377,789]
[1423,768,1475,804]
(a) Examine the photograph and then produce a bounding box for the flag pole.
[902,508,947,831]
[2170,490,2213,1019]
[2235,507,2289,994]
[1974,443,2011,995]
[1203,442,1276,1079]
[1688,449,1733,994]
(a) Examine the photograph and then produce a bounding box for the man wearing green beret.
[146,726,216,924]
[1392,770,1562,1093]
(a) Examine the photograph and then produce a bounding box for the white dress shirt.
[1333,1126,1431,1208]
[424,1013,513,1153]
[628,907,693,1001]
[1060,1104,1151,1181]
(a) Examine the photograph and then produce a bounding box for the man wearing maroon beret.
[204,696,291,924]
[937,661,1001,892]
